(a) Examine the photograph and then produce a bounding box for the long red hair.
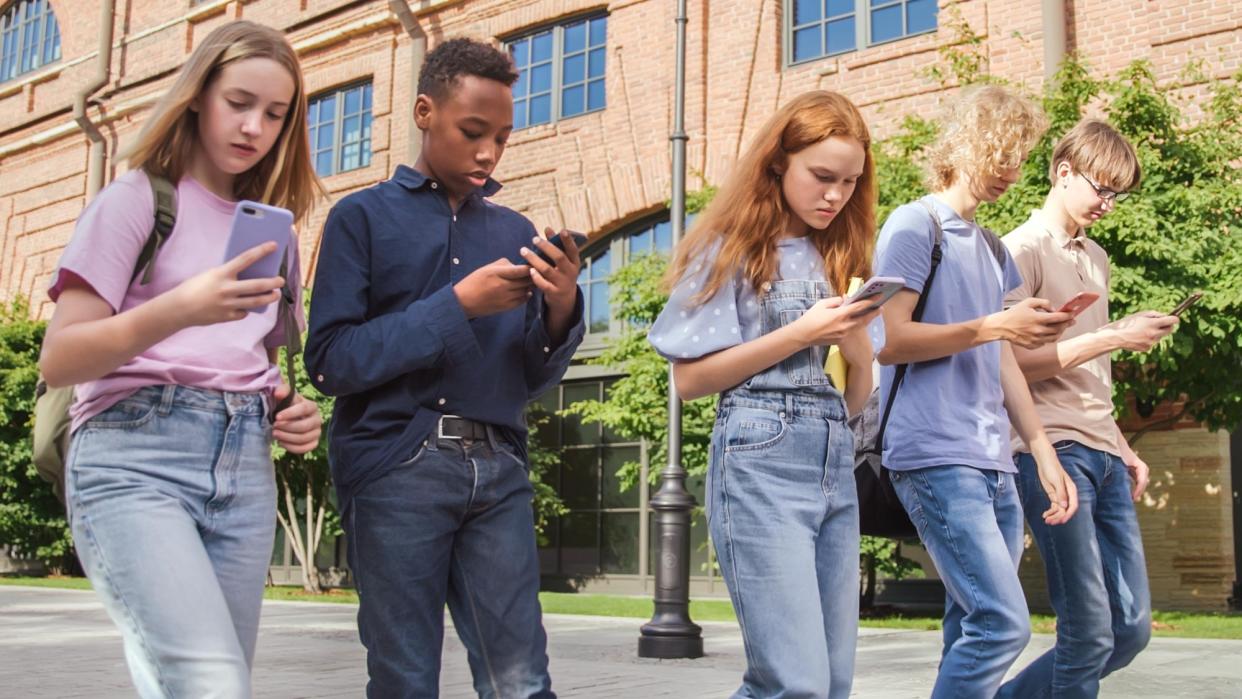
[666,91,875,303]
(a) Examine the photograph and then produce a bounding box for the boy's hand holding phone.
[988,298,1073,349]
[454,259,533,318]
[520,227,583,316]
[1105,310,1179,352]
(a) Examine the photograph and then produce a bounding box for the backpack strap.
[874,197,945,452]
[978,226,1007,269]
[131,172,178,285]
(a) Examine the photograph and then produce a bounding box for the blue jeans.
[346,429,553,698]
[890,465,1030,699]
[66,385,276,699]
[998,442,1152,699]
[709,389,860,699]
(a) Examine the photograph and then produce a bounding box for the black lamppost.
[637,0,704,660]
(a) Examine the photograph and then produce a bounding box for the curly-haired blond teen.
[873,84,1079,698]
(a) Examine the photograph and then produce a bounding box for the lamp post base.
[637,631,704,659]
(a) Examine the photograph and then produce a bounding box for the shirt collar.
[1030,209,1086,249]
[391,164,504,198]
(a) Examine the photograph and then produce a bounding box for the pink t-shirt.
[48,169,305,432]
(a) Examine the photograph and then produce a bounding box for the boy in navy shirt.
[306,38,583,698]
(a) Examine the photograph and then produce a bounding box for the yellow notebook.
[825,277,863,391]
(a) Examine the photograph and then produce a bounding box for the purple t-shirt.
[48,170,305,431]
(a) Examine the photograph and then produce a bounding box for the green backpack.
[32,173,300,503]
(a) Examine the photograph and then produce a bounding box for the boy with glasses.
[998,119,1179,698]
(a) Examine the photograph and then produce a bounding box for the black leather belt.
[436,415,491,441]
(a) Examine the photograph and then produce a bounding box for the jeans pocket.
[722,407,788,453]
[83,395,160,430]
[396,443,429,468]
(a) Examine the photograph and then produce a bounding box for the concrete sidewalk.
[4,585,1240,697]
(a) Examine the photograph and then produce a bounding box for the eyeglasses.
[1079,172,1130,203]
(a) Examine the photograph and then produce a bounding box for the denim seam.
[718,453,764,687]
[455,560,501,695]
[916,468,988,675]
[77,511,173,697]
[821,417,836,500]
[207,416,242,516]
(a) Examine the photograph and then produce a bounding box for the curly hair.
[418,37,518,100]
[924,84,1048,194]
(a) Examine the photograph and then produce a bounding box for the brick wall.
[1,0,1239,608]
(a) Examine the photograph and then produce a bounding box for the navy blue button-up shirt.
[305,165,585,506]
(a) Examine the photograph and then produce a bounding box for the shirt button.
[430,182,438,189]
[543,346,551,353]
[437,398,446,406]
[453,257,460,265]
[316,374,325,382]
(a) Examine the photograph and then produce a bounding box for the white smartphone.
[222,200,293,312]
[845,275,907,314]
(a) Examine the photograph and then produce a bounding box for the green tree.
[895,30,1242,430]
[271,300,338,593]
[0,299,74,572]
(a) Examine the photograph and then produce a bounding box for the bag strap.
[874,197,945,451]
[272,252,301,417]
[131,172,178,286]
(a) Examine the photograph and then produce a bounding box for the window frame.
[784,0,938,68]
[0,0,61,84]
[505,12,608,131]
[307,80,374,178]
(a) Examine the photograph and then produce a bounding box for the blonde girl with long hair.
[39,20,324,697]
[649,90,879,698]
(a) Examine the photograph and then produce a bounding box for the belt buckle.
[437,415,463,440]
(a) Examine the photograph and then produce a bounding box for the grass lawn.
[6,576,1242,639]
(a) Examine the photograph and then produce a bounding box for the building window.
[578,213,691,340]
[532,380,709,578]
[787,0,937,65]
[507,14,607,130]
[308,82,373,177]
[0,0,61,83]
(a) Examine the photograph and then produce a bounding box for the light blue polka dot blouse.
[649,236,830,361]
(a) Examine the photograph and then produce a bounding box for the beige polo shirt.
[1003,210,1120,456]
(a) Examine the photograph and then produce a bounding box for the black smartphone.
[527,231,588,266]
[1170,291,1204,317]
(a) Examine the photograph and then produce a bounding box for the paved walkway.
[4,585,1242,697]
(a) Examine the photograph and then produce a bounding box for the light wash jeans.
[890,465,1030,699]
[997,442,1151,699]
[708,388,860,699]
[66,384,276,699]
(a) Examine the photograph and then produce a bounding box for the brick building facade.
[1,0,1239,609]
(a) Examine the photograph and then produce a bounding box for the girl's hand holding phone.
[169,242,286,326]
[791,296,882,348]
[271,382,322,455]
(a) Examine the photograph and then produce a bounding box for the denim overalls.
[707,279,860,699]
